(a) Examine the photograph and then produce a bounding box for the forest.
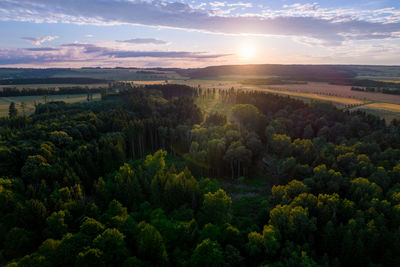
[1,83,400,266]
[0,87,103,97]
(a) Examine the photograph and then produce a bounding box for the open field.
[247,87,365,105]
[0,93,100,117]
[177,79,400,105]
[361,102,400,113]
[0,68,187,82]
[264,82,400,105]
[123,80,168,85]
[377,80,400,83]
[53,69,185,81]
[356,76,400,82]
[352,105,400,123]
[0,84,107,89]
[172,78,243,88]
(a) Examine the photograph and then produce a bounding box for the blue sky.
[1,0,400,67]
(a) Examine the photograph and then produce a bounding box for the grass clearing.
[352,105,400,124]
[0,93,100,117]
[195,95,234,119]
[362,102,400,112]
[248,87,365,105]
[54,69,185,81]
[0,84,107,89]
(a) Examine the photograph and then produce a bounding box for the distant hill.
[180,64,358,82]
[1,64,400,85]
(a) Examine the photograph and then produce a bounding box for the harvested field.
[264,82,400,105]
[362,102,400,113]
[0,84,107,89]
[0,93,100,117]
[125,80,167,85]
[246,86,365,105]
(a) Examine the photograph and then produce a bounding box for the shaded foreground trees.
[0,84,400,266]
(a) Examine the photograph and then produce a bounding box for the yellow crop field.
[249,87,365,105]
[363,102,400,112]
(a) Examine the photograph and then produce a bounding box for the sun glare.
[239,44,255,59]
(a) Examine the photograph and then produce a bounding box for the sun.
[239,44,255,59]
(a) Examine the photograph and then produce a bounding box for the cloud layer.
[1,0,400,45]
[117,38,168,45]
[22,36,58,45]
[0,42,229,66]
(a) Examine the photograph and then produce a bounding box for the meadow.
[0,84,107,89]
[0,93,100,116]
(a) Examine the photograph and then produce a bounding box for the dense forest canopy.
[1,83,400,266]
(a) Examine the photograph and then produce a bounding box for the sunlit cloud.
[0,0,398,46]
[22,36,58,45]
[117,38,169,45]
[0,42,231,67]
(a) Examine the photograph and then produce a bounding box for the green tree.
[93,228,128,265]
[231,104,265,133]
[9,102,18,118]
[76,248,105,267]
[137,221,168,265]
[200,189,232,225]
[80,217,105,237]
[3,227,37,260]
[145,150,167,175]
[270,134,292,157]
[190,239,224,267]
[44,210,69,239]
[224,244,244,267]
[21,155,51,184]
[223,141,252,179]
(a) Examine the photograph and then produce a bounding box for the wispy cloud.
[61,42,229,58]
[117,38,168,45]
[24,47,60,51]
[0,42,230,66]
[22,36,58,45]
[103,50,229,59]
[2,1,399,46]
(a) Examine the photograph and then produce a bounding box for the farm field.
[172,78,243,88]
[247,86,365,105]
[0,84,107,89]
[177,79,400,105]
[265,82,400,105]
[123,80,168,85]
[53,69,185,81]
[0,93,100,117]
[352,105,400,123]
[361,102,400,113]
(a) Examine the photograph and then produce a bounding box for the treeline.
[0,77,109,85]
[346,79,400,89]
[1,84,400,266]
[0,86,103,97]
[351,86,400,95]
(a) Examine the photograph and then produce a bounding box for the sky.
[1,0,400,68]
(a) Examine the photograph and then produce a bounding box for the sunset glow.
[239,44,255,60]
